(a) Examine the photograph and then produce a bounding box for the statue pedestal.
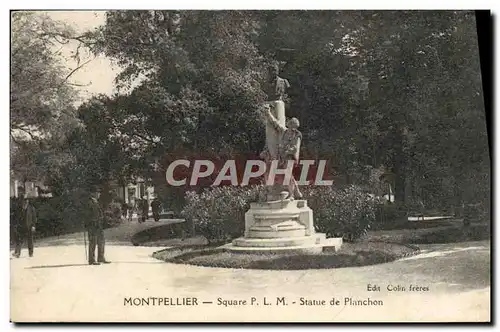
[223,97,342,255]
[225,199,342,255]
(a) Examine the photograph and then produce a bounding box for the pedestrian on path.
[139,197,149,223]
[127,201,134,222]
[12,190,37,258]
[84,191,110,265]
[121,201,128,221]
[151,198,162,222]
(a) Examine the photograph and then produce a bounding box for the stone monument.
[225,65,342,254]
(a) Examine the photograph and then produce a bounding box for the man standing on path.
[12,190,37,258]
[151,197,162,222]
[84,191,110,265]
[121,201,129,221]
[127,199,135,222]
[139,197,149,223]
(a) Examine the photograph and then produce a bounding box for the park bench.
[406,201,426,221]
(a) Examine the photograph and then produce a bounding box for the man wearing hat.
[12,189,37,258]
[84,191,110,265]
[139,197,149,223]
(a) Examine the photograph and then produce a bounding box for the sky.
[44,11,121,101]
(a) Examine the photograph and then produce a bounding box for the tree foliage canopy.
[12,10,489,211]
[10,12,86,182]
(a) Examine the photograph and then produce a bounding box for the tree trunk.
[392,129,407,205]
[394,164,406,205]
[99,181,113,208]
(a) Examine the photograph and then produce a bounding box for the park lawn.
[150,216,489,270]
[153,241,419,270]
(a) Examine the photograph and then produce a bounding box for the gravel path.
[10,222,490,322]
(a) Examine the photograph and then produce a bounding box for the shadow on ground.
[28,264,89,269]
[131,221,190,246]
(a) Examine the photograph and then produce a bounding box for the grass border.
[152,240,421,270]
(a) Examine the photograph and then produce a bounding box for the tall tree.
[10,12,93,184]
[82,10,488,211]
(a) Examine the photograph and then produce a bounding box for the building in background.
[110,177,156,215]
[10,178,52,198]
[10,175,156,215]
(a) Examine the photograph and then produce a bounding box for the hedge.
[182,184,381,243]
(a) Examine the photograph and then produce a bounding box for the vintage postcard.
[9,10,491,323]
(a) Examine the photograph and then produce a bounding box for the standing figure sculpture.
[265,63,290,101]
[259,62,303,200]
[228,55,343,255]
[260,104,303,200]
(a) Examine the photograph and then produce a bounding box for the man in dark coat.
[121,202,128,220]
[127,200,135,222]
[84,191,110,265]
[139,197,149,223]
[12,192,37,258]
[151,198,162,222]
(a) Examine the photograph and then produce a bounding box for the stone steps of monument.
[246,228,307,238]
[233,235,317,248]
[249,223,306,231]
[253,213,301,220]
[250,219,302,227]
[223,243,324,255]
[225,234,342,255]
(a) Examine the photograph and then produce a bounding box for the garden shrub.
[31,197,67,237]
[10,190,125,240]
[373,203,408,229]
[12,196,85,239]
[103,200,124,228]
[302,185,381,241]
[182,185,264,243]
[463,201,490,225]
[182,184,379,243]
